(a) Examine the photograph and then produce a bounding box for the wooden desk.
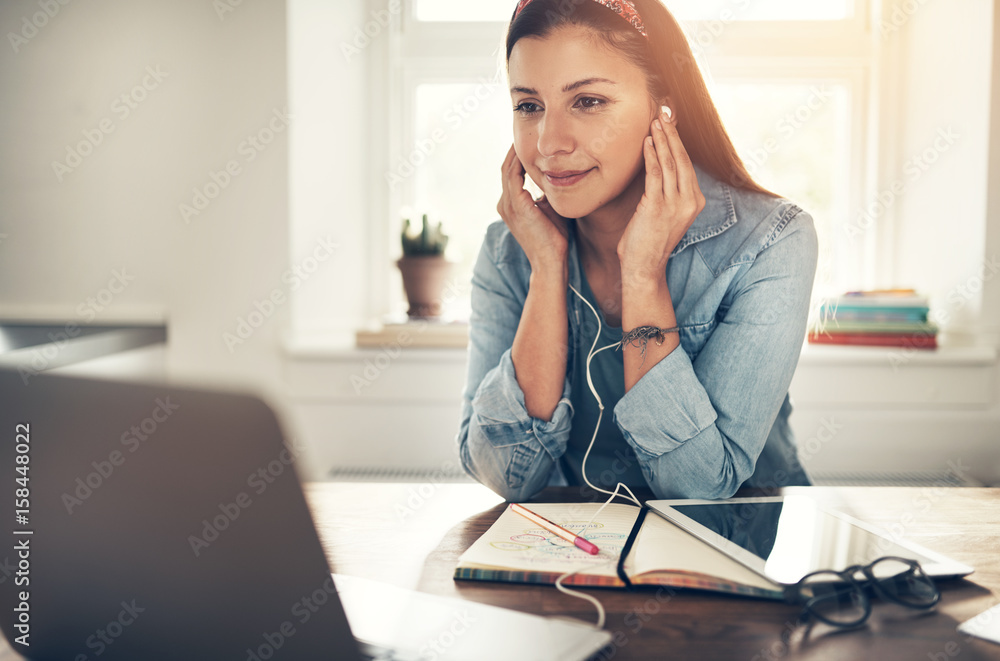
[0,483,997,660]
[308,483,1000,661]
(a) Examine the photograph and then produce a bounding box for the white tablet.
[647,495,974,587]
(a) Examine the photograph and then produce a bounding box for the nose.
[536,109,575,158]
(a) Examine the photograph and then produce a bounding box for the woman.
[457,0,818,502]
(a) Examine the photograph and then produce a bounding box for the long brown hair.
[506,0,774,196]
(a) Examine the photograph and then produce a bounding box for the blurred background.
[1,0,998,486]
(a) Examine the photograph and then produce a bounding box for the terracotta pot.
[397,255,452,319]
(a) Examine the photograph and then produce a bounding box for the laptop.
[0,369,611,660]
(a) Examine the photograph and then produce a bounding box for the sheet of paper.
[631,509,781,590]
[958,603,1000,646]
[457,502,641,577]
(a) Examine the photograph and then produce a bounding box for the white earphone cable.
[551,283,644,628]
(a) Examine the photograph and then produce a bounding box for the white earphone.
[550,283,643,629]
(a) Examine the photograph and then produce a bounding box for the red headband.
[514,0,648,38]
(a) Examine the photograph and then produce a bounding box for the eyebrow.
[510,77,619,95]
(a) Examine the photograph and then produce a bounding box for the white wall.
[3,0,997,485]
[0,0,290,403]
[287,0,371,345]
[986,0,1000,346]
[889,0,995,340]
[282,0,1000,485]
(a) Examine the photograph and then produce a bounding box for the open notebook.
[454,502,784,599]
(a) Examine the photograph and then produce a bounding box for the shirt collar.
[671,163,738,256]
[565,162,738,277]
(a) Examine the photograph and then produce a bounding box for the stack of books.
[808,289,937,349]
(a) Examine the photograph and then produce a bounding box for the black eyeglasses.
[793,556,940,628]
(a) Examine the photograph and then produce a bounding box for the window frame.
[372,0,880,321]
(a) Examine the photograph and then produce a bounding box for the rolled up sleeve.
[612,210,818,499]
[456,223,574,502]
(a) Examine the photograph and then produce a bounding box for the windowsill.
[282,323,998,368]
[281,325,467,362]
[280,327,997,408]
[798,342,998,367]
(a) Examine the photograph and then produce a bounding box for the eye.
[513,101,542,115]
[576,97,606,111]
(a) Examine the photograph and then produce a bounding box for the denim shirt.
[456,164,819,502]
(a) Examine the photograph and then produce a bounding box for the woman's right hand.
[497,144,569,269]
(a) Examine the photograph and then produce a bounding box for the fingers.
[498,144,517,219]
[658,112,697,198]
[502,142,516,168]
[643,135,662,197]
[499,144,550,226]
[501,144,522,192]
[647,110,704,216]
[499,144,527,210]
[650,116,677,197]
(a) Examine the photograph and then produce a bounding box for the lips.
[543,168,594,187]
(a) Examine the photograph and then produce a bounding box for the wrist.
[622,276,674,330]
[621,268,667,297]
[529,259,569,288]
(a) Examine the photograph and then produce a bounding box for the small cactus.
[401,214,449,257]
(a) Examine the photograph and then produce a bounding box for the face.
[508,25,658,221]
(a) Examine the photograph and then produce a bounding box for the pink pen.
[510,503,600,555]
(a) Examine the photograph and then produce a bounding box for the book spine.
[453,567,625,588]
[819,324,937,334]
[823,311,927,323]
[808,333,937,348]
[627,573,783,600]
[824,297,929,307]
[820,305,929,315]
[454,569,784,599]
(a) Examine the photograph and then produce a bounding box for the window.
[376,1,877,323]
[414,0,855,22]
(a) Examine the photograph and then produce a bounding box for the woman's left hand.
[617,108,706,286]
